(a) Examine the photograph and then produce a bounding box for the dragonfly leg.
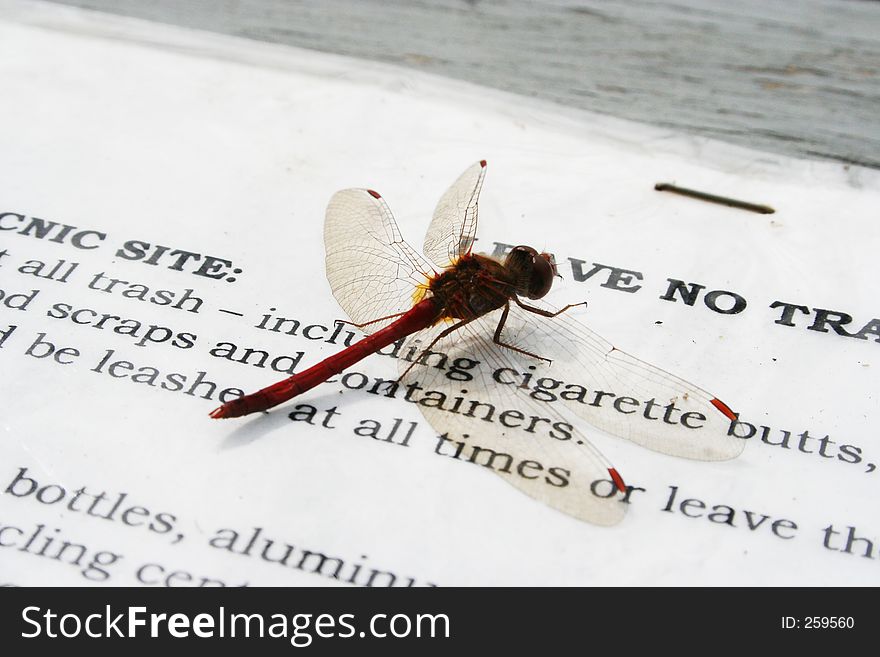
[514,296,588,318]
[337,310,409,329]
[398,318,475,381]
[493,302,552,364]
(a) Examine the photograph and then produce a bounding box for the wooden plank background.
[46,0,880,169]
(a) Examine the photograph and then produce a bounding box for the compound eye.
[505,246,556,299]
[539,252,558,277]
[527,253,555,299]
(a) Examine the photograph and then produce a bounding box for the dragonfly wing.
[488,300,744,461]
[399,318,628,526]
[325,188,436,334]
[423,161,486,269]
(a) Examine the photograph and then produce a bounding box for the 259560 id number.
[782,617,854,629]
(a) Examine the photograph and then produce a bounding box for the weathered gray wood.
[45,0,880,168]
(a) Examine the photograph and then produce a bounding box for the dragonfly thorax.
[428,246,556,321]
[428,253,516,320]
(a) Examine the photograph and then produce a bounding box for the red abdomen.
[210,298,441,418]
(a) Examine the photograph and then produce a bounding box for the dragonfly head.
[505,245,557,300]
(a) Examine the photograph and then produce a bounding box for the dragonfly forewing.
[423,160,486,269]
[324,188,436,334]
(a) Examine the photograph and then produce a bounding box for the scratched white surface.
[43,0,880,169]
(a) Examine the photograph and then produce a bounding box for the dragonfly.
[211,161,743,525]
